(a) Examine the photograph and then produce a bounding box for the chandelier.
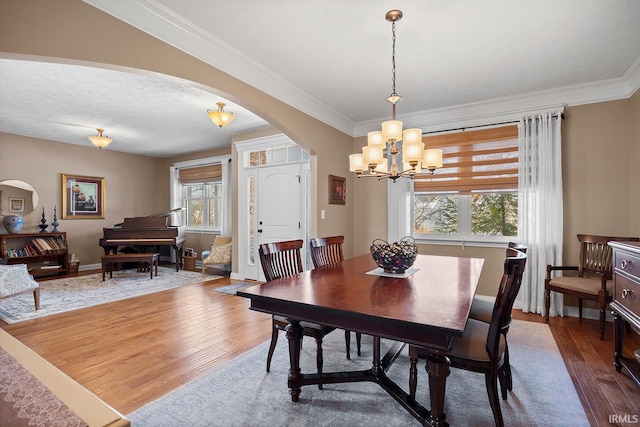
[88,128,112,149]
[207,102,235,128]
[349,10,442,182]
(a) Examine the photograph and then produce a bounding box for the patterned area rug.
[129,320,589,426]
[212,282,258,295]
[0,267,219,324]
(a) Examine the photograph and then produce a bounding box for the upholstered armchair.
[201,236,232,276]
[0,263,40,309]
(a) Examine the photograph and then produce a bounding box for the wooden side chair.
[408,248,527,427]
[545,234,639,340]
[468,241,527,396]
[259,239,336,389]
[309,235,361,359]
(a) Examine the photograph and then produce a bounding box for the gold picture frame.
[328,175,346,205]
[62,174,105,219]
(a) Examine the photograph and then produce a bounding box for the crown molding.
[85,0,639,138]
[83,0,356,136]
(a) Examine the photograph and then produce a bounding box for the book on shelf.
[40,265,62,270]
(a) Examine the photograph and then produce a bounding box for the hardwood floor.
[2,271,639,425]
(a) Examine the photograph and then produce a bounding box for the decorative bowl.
[370,236,418,274]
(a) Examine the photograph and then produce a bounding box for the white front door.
[241,163,304,281]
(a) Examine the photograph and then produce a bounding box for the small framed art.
[9,197,25,213]
[328,175,346,205]
[61,174,105,219]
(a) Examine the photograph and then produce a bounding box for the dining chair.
[309,235,361,359]
[468,241,527,396]
[259,239,336,389]
[408,248,527,427]
[545,234,639,340]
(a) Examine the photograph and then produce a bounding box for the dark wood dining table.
[238,253,484,427]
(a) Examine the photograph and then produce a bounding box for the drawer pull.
[621,259,633,270]
[621,289,635,300]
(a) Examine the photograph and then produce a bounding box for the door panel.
[258,164,301,245]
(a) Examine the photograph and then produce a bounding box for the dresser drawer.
[614,250,640,281]
[614,273,640,315]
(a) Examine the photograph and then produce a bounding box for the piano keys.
[99,214,186,271]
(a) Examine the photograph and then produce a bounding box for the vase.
[3,214,24,234]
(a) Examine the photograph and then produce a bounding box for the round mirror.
[0,179,39,215]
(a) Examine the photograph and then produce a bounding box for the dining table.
[237,253,484,427]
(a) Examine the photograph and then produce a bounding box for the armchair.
[545,234,639,340]
[201,236,232,277]
[0,263,40,310]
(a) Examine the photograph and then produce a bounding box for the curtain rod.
[423,112,564,135]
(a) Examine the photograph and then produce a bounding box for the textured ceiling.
[1,0,639,157]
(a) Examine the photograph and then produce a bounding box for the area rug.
[212,282,257,295]
[128,320,589,426]
[0,267,220,324]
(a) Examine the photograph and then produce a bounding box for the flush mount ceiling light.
[88,128,112,149]
[207,102,235,128]
[348,10,443,182]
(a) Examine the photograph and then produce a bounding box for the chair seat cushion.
[203,242,231,264]
[469,297,494,324]
[449,319,505,363]
[0,264,39,297]
[548,275,611,296]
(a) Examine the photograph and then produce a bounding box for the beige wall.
[0,133,164,264]
[630,90,640,236]
[1,0,639,303]
[1,0,353,269]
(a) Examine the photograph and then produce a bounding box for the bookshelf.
[1,232,69,278]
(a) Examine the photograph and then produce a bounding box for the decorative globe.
[370,236,418,274]
[3,214,24,234]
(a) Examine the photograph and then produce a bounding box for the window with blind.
[179,163,223,230]
[412,125,519,241]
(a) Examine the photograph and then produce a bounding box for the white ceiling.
[1,0,639,157]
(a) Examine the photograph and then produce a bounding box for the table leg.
[149,262,153,279]
[426,352,450,427]
[371,336,382,376]
[285,320,303,402]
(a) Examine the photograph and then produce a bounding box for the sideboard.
[1,232,69,278]
[609,241,640,389]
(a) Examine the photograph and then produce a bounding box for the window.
[178,163,223,231]
[412,125,518,243]
[183,183,222,229]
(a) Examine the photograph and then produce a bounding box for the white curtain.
[515,110,564,316]
[168,166,181,225]
[221,159,232,237]
[387,177,412,243]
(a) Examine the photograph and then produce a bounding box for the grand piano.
[99,209,186,271]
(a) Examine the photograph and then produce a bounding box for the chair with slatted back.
[309,235,361,359]
[408,248,527,427]
[468,241,527,397]
[259,239,336,389]
[545,234,639,340]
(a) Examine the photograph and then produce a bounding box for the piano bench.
[101,253,159,281]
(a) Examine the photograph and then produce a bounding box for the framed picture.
[328,175,346,205]
[61,174,105,219]
[9,197,24,213]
